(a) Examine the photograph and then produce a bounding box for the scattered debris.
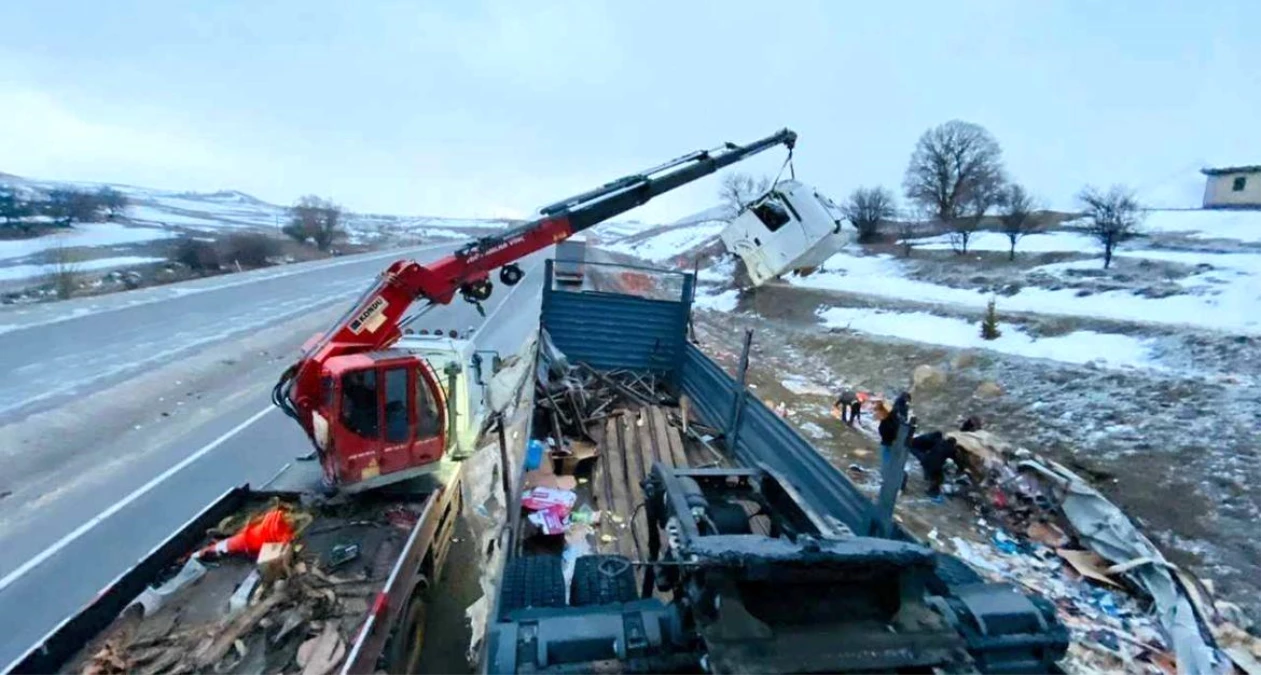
[297,624,345,675]
[946,429,1234,673]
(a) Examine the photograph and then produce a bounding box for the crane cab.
[719,181,852,287]
[313,351,447,492]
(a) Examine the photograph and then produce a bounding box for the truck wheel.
[499,555,566,615]
[928,554,985,596]
[570,555,638,607]
[385,588,428,674]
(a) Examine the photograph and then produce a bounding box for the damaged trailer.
[719,180,853,288]
[6,439,468,675]
[480,260,1070,674]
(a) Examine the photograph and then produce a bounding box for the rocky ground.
[691,296,1261,630]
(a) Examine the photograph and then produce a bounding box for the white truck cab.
[719,180,853,287]
[395,328,502,459]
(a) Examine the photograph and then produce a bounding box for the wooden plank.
[649,407,684,469]
[661,409,690,468]
[621,413,649,560]
[638,409,665,471]
[593,418,614,554]
[604,414,635,560]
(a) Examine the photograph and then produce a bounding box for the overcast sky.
[1,1,1258,222]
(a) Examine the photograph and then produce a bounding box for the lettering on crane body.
[349,297,389,334]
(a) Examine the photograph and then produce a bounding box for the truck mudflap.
[7,486,250,674]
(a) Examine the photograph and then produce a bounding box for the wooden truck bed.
[18,460,462,675]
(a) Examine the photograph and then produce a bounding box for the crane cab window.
[383,367,409,442]
[752,196,792,232]
[415,371,441,439]
[340,370,379,438]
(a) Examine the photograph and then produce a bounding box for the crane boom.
[274,128,797,491]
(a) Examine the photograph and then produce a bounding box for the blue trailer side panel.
[540,260,693,377]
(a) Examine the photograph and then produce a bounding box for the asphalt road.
[0,244,550,670]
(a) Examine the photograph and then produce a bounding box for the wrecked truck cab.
[719,181,852,287]
[395,329,499,459]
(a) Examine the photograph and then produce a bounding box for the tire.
[927,554,985,596]
[570,555,638,607]
[385,588,428,674]
[500,555,566,615]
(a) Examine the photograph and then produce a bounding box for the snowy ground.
[601,205,729,264]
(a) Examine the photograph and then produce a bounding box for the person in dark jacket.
[834,389,861,426]
[877,401,899,465]
[909,431,958,500]
[892,391,912,423]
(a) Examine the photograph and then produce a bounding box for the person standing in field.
[833,389,862,426]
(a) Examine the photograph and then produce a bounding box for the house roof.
[1202,165,1261,176]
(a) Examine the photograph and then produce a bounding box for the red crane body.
[274,130,797,493]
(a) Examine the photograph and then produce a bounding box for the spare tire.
[570,555,638,607]
[500,555,566,616]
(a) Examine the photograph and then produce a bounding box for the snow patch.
[607,222,726,263]
[794,250,1261,334]
[817,306,1158,369]
[915,230,1099,253]
[694,289,738,312]
[1141,209,1261,243]
[0,224,175,262]
[0,256,165,281]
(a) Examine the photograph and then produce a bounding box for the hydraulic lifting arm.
[273,129,797,469]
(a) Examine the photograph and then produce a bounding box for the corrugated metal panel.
[541,261,692,376]
[681,343,885,534]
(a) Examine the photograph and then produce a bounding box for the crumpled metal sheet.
[1019,459,1227,674]
[489,335,536,415]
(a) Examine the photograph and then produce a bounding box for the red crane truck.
[9,130,805,675]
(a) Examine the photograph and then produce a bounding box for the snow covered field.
[915,230,1099,253]
[815,306,1159,369]
[0,256,165,282]
[0,223,175,262]
[789,245,1261,334]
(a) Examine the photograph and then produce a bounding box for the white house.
[1202,165,1261,209]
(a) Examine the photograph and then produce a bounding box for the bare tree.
[1078,185,1143,269]
[96,187,129,219]
[284,195,345,252]
[48,238,81,299]
[949,181,1004,254]
[43,188,105,227]
[996,183,1040,260]
[841,187,896,243]
[718,173,770,217]
[903,120,1005,253]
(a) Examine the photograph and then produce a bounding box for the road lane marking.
[0,248,551,593]
[0,405,275,594]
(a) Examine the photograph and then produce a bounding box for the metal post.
[496,414,511,505]
[726,329,754,452]
[867,416,916,537]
